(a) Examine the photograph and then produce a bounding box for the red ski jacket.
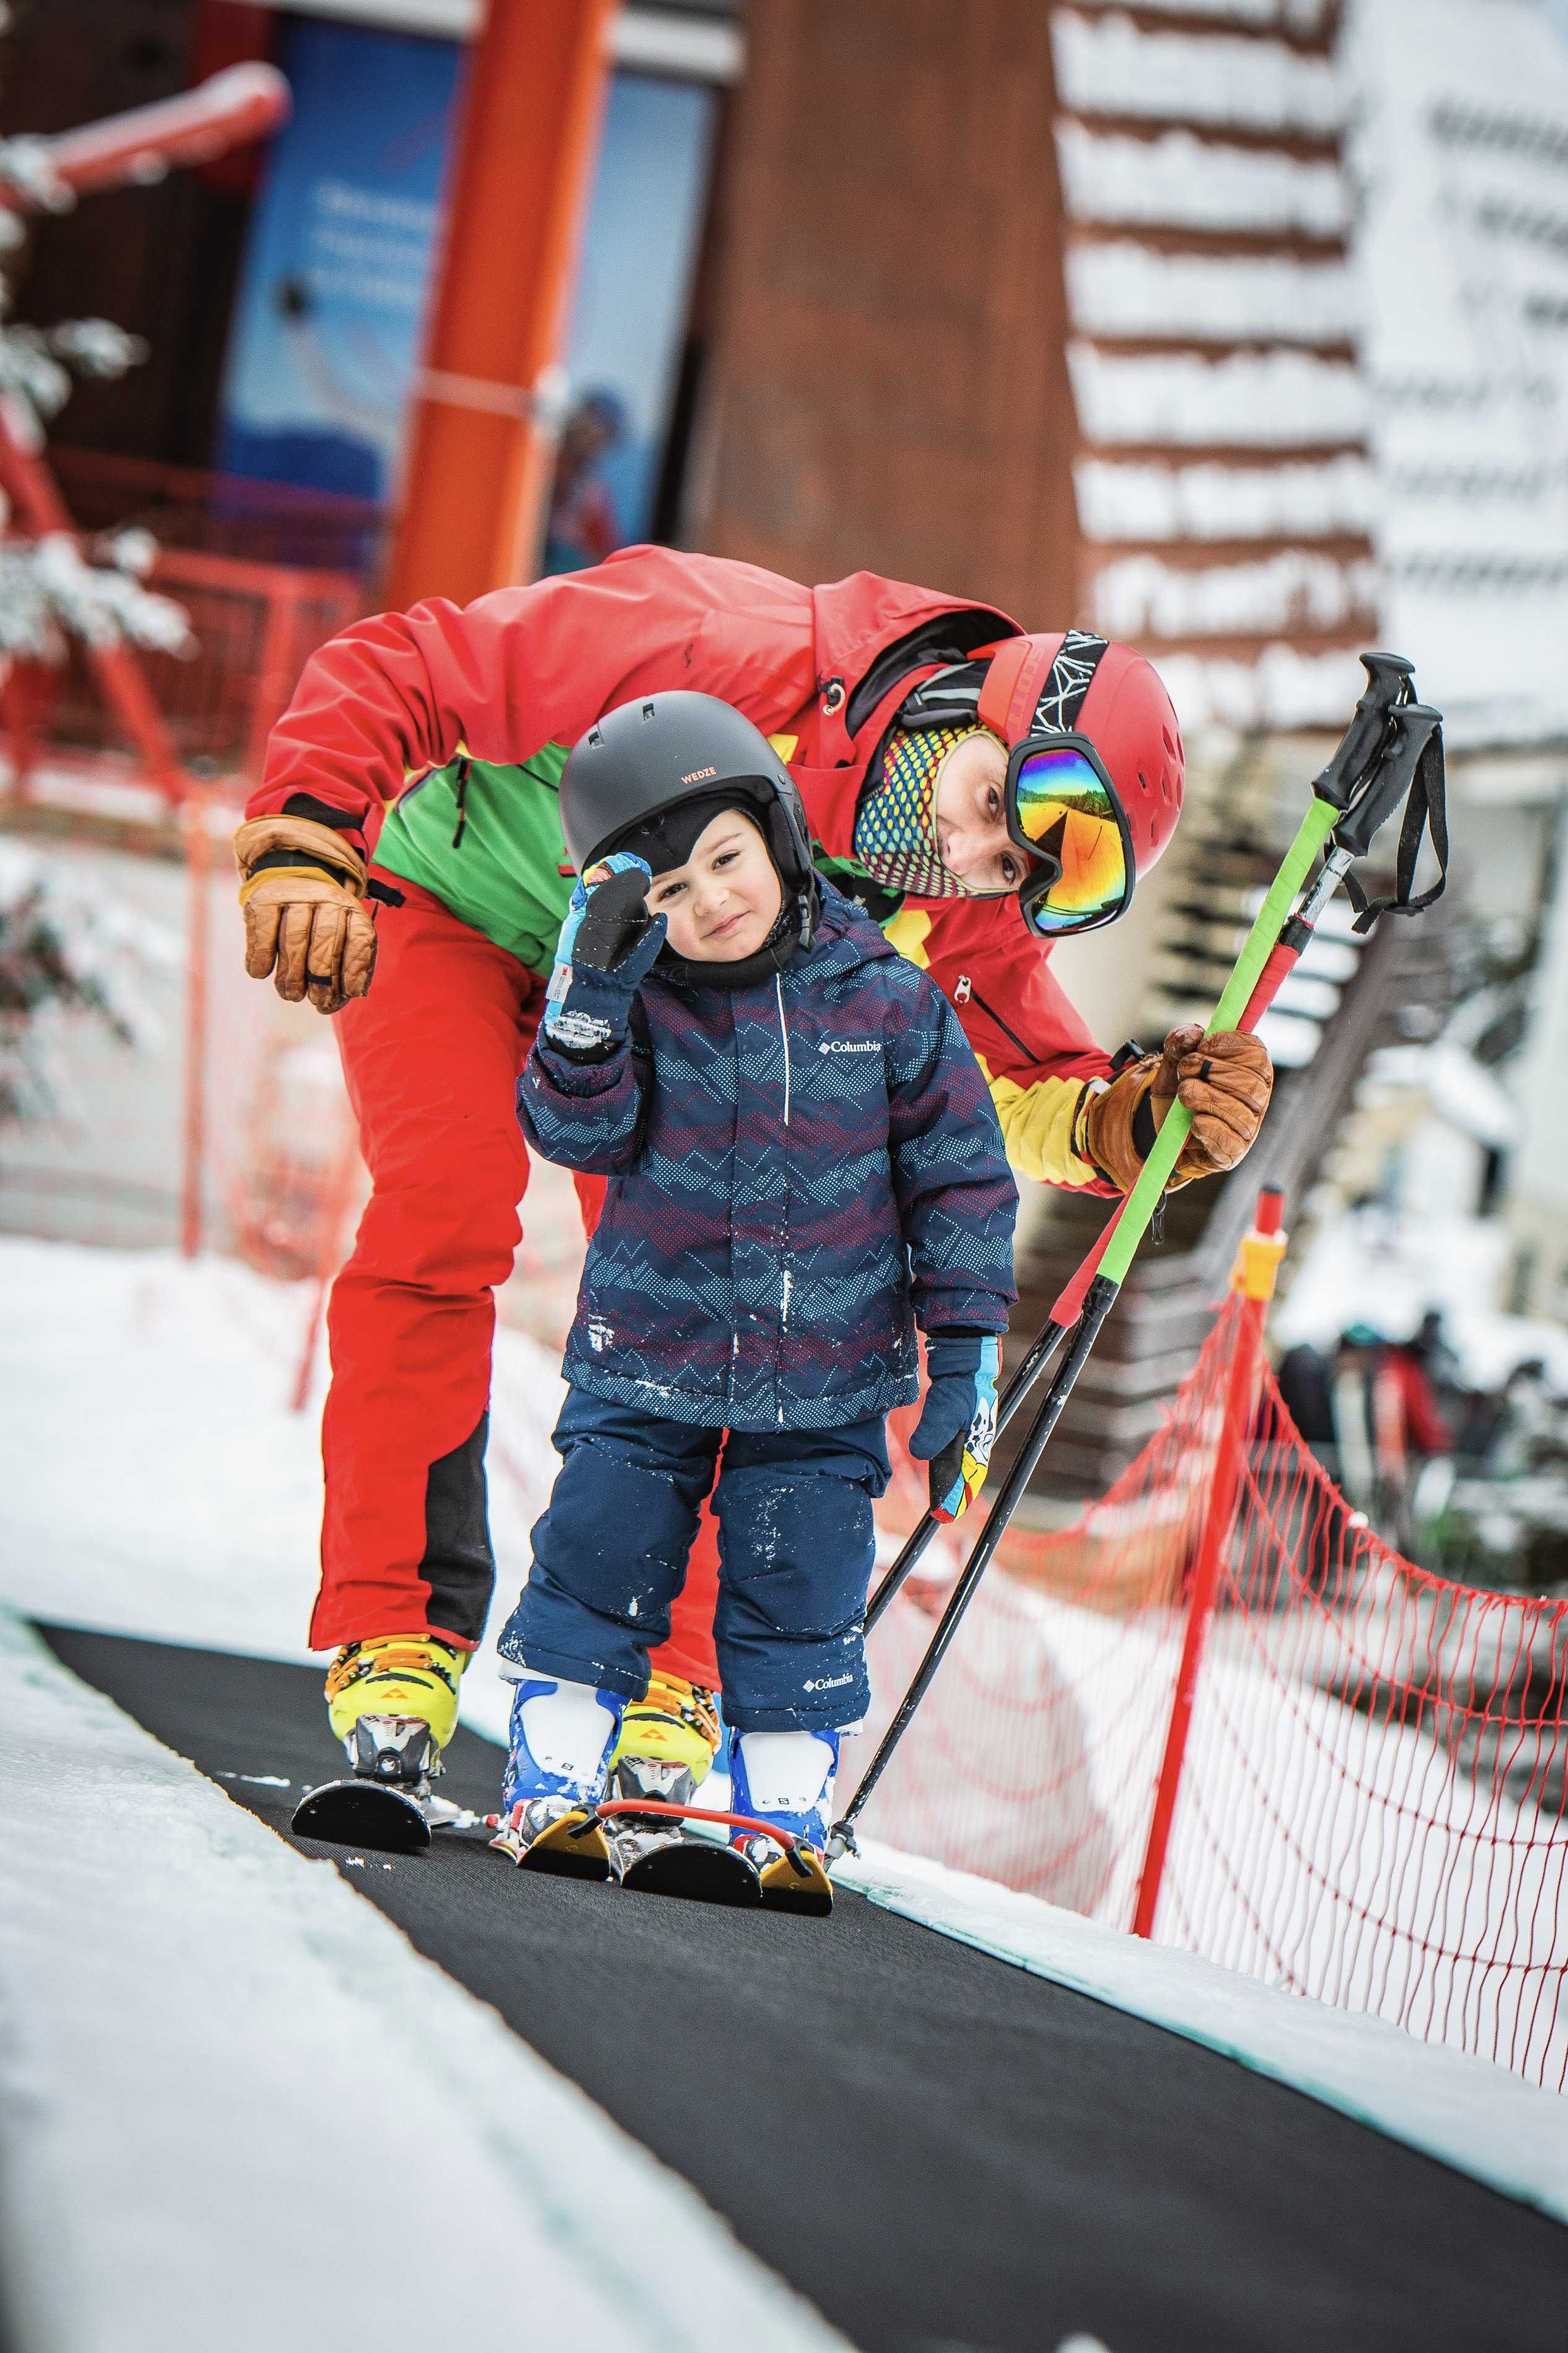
[253,544,1119,1193]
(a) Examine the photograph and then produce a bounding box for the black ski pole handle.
[1310,651,1413,813]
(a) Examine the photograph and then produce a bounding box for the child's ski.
[599,1799,834,1917]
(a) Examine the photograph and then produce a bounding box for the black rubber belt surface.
[41,1625,1568,2353]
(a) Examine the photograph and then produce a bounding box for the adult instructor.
[235,545,1272,1796]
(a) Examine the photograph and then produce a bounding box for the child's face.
[646,809,783,962]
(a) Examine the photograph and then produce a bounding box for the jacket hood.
[808,573,1018,719]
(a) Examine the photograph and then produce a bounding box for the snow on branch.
[1066,241,1359,343]
[1156,643,1370,730]
[0,838,177,1123]
[1091,548,1378,636]
[1075,454,1377,539]
[1068,342,1369,444]
[1055,124,1348,235]
[1052,12,1346,134]
[0,534,190,662]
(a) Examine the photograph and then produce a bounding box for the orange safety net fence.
[842,1291,1568,2090]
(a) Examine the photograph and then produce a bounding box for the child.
[493,690,1017,1902]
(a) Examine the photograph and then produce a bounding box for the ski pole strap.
[1096,796,1341,1290]
[1341,719,1447,935]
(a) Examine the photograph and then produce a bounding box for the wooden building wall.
[691,0,1084,626]
[695,1,1374,724]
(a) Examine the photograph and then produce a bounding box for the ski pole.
[868,657,1435,1633]
[864,1315,1073,1633]
[827,656,1444,1863]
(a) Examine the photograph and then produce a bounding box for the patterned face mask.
[852,723,990,900]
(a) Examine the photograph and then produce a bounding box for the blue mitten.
[544,854,666,1056]
[908,1332,1002,1523]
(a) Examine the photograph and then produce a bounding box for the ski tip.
[291,1778,431,1855]
[757,1844,834,1918]
[620,1836,763,1908]
[503,1806,615,1882]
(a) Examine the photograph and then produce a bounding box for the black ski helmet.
[560,690,818,952]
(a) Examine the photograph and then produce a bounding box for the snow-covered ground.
[841,1840,1568,2232]
[0,1235,553,1746]
[3,1229,1564,2318]
[0,1605,846,2353]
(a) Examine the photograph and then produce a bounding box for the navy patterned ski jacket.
[518,883,1018,1431]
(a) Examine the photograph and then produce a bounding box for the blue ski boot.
[492,1675,623,1880]
[728,1728,839,1916]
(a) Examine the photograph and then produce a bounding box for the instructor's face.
[933,733,1029,895]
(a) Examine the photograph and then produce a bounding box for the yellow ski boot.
[324,1633,467,1785]
[606,1669,721,1810]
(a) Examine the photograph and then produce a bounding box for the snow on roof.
[1056,123,1349,233]
[1069,342,1369,444]
[1094,547,1376,638]
[1053,12,1346,131]
[1352,0,1568,744]
[1065,243,1359,342]
[1075,454,1377,539]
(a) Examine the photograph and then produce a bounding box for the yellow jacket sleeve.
[980,1058,1104,1190]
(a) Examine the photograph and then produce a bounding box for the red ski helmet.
[971,630,1184,937]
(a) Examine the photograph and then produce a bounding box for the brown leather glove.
[1083,1024,1273,1193]
[233,813,378,1015]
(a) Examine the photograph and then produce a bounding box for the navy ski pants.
[497,1388,890,1733]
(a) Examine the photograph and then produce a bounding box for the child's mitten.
[544,854,666,1057]
[909,1332,1002,1524]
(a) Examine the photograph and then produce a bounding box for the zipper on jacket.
[776,973,792,1124]
[966,981,1034,1066]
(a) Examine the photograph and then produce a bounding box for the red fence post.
[1132,1186,1288,1939]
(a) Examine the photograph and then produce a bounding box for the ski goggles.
[1007,733,1133,939]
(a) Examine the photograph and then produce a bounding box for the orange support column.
[384,0,615,611]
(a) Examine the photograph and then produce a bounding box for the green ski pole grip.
[1098,798,1339,1289]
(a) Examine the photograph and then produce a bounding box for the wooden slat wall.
[691,0,1083,625]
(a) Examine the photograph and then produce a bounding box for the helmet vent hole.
[1137,769,1150,798]
[1162,726,1176,757]
[641,702,656,721]
[587,727,602,747]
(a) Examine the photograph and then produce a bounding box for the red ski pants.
[313,871,721,1683]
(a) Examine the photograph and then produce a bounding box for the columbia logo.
[802,1672,855,1692]
[818,1039,880,1056]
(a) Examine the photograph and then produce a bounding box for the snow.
[0,1236,560,1745]
[1057,124,1348,234]
[1153,643,1371,730]
[1091,0,1330,20]
[1275,1206,1568,1385]
[838,1840,1568,2229]
[1067,343,1369,446]
[0,1605,846,2353]
[1074,454,1377,541]
[1091,549,1377,638]
[1350,0,1568,742]
[1066,242,1359,345]
[1052,13,1346,134]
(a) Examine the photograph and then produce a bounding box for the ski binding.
[596,1798,834,1916]
[292,1714,438,1855]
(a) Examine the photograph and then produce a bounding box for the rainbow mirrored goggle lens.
[1007,736,1132,938]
